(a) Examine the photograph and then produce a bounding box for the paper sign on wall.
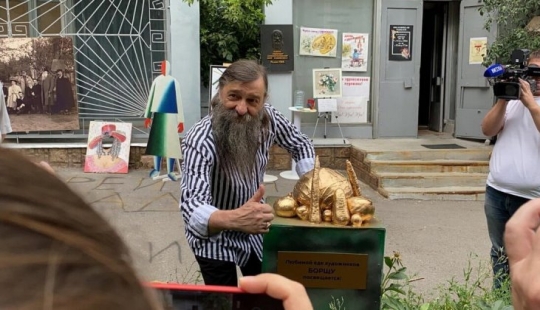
[332,76,370,123]
[333,97,368,123]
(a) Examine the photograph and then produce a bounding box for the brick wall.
[12,144,379,191]
[13,145,351,170]
[349,147,379,190]
[268,145,351,170]
[14,146,149,169]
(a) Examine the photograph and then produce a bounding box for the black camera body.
[488,49,540,100]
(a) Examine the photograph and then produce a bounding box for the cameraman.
[481,49,540,288]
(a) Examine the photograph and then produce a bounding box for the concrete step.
[379,186,486,201]
[368,159,489,173]
[365,149,491,161]
[377,172,487,188]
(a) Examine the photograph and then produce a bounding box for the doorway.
[418,1,448,131]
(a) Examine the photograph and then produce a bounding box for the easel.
[311,98,346,144]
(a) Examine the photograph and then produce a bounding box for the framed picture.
[84,121,133,174]
[208,65,227,101]
[0,37,79,132]
[341,33,369,72]
[312,68,342,98]
[299,27,338,58]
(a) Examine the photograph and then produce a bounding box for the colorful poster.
[0,37,79,132]
[389,25,413,61]
[84,121,132,174]
[469,37,487,64]
[299,27,338,57]
[332,76,370,123]
[341,33,369,72]
[312,68,342,98]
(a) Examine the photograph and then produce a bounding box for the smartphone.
[149,282,285,310]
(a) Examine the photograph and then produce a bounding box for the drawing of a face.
[272,30,284,51]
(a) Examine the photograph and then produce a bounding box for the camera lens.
[505,84,519,97]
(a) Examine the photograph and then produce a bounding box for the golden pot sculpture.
[273,156,375,227]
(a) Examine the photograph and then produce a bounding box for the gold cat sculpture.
[273,157,375,227]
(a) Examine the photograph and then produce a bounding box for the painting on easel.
[84,121,132,174]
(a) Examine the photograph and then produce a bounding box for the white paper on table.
[317,98,338,112]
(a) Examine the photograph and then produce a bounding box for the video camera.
[484,49,540,100]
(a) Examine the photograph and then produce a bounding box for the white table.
[280,107,318,180]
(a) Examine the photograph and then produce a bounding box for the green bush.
[381,252,513,310]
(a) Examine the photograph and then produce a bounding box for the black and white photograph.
[0,37,78,132]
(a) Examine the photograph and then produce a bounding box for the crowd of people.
[1,68,75,116]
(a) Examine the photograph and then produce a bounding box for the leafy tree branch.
[182,0,273,87]
[479,0,540,65]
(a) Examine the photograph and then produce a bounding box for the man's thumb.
[249,184,265,202]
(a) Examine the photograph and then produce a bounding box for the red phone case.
[148,282,285,310]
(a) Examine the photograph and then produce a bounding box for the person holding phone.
[0,147,313,309]
[505,198,540,309]
[180,60,315,286]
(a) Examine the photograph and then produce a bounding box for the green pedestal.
[262,215,386,310]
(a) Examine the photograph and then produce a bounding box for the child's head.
[0,147,161,309]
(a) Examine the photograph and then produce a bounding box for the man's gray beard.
[212,103,269,179]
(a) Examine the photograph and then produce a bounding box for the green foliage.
[329,296,346,310]
[183,0,273,87]
[478,0,540,65]
[381,253,513,310]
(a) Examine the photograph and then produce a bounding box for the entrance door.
[377,0,423,138]
[454,0,496,139]
[419,2,447,132]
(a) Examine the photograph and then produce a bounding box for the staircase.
[354,148,491,200]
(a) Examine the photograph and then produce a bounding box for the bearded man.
[180,60,315,286]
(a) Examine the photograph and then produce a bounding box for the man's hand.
[504,198,540,309]
[144,118,151,128]
[178,122,184,133]
[519,78,537,110]
[230,184,274,234]
[239,273,313,310]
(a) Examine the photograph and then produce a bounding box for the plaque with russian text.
[260,24,294,72]
[277,251,368,289]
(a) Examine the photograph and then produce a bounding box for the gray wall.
[293,0,375,138]
[170,1,200,135]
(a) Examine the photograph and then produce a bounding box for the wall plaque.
[260,24,294,72]
[277,251,368,289]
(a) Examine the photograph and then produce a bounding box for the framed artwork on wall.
[312,68,342,98]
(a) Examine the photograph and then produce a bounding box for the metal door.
[454,0,496,139]
[376,0,423,138]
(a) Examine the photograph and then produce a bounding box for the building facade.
[265,0,495,140]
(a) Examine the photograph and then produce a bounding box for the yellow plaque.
[277,251,368,289]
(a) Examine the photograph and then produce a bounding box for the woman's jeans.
[484,185,530,288]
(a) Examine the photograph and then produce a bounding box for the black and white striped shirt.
[180,103,315,266]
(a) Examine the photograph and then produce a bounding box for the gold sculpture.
[273,156,375,227]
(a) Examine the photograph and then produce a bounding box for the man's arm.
[269,105,315,176]
[481,99,508,137]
